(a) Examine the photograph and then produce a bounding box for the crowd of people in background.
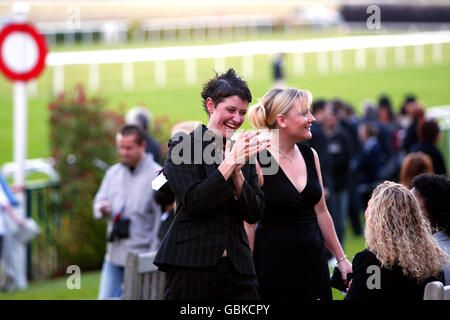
[304,94,448,263]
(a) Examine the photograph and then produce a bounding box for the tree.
[48,84,124,270]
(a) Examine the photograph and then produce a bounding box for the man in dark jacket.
[324,103,352,248]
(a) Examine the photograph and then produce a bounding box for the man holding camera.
[93,124,162,300]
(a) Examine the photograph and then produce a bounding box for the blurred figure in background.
[126,106,162,164]
[333,99,360,158]
[354,122,382,212]
[302,99,336,221]
[361,101,391,168]
[323,102,351,252]
[410,119,447,176]
[378,95,396,130]
[377,95,403,182]
[402,101,425,153]
[412,174,450,285]
[397,95,417,133]
[170,121,201,138]
[156,121,200,242]
[0,173,26,292]
[94,125,162,299]
[399,152,434,189]
[272,53,286,88]
[336,101,363,238]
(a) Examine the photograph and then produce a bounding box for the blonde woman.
[345,181,447,300]
[248,88,352,300]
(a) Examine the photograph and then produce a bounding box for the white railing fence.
[32,30,450,96]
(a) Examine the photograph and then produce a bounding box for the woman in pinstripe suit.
[154,69,269,300]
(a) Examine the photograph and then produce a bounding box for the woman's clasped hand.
[224,129,270,171]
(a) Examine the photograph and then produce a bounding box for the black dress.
[254,144,332,300]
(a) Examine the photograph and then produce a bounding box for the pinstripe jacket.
[154,124,264,276]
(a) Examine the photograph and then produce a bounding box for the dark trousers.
[164,257,260,300]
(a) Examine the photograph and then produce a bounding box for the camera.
[107,214,130,242]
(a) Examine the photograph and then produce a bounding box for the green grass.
[0,270,100,300]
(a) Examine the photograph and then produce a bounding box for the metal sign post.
[0,2,47,290]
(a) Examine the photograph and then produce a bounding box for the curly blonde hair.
[365,181,448,283]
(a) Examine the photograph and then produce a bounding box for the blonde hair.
[248,88,312,130]
[365,181,447,282]
[170,121,200,137]
[399,152,434,189]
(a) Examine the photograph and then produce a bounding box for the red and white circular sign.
[0,22,47,82]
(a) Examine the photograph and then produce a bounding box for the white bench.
[123,251,166,300]
[423,281,450,300]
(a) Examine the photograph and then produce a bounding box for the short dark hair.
[200,68,252,116]
[119,124,145,145]
[378,95,394,121]
[400,94,417,115]
[378,95,392,109]
[330,98,345,113]
[405,94,417,104]
[412,174,450,235]
[421,119,440,144]
[311,99,326,115]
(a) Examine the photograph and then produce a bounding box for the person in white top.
[0,173,25,291]
[93,125,162,299]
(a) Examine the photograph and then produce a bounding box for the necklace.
[271,145,296,162]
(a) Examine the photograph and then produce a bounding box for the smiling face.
[280,99,315,142]
[206,95,249,138]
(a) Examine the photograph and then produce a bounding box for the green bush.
[48,84,124,271]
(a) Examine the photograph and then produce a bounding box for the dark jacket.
[403,120,418,153]
[145,135,161,164]
[154,125,264,276]
[326,124,351,192]
[345,249,436,300]
[410,142,447,176]
[355,136,382,186]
